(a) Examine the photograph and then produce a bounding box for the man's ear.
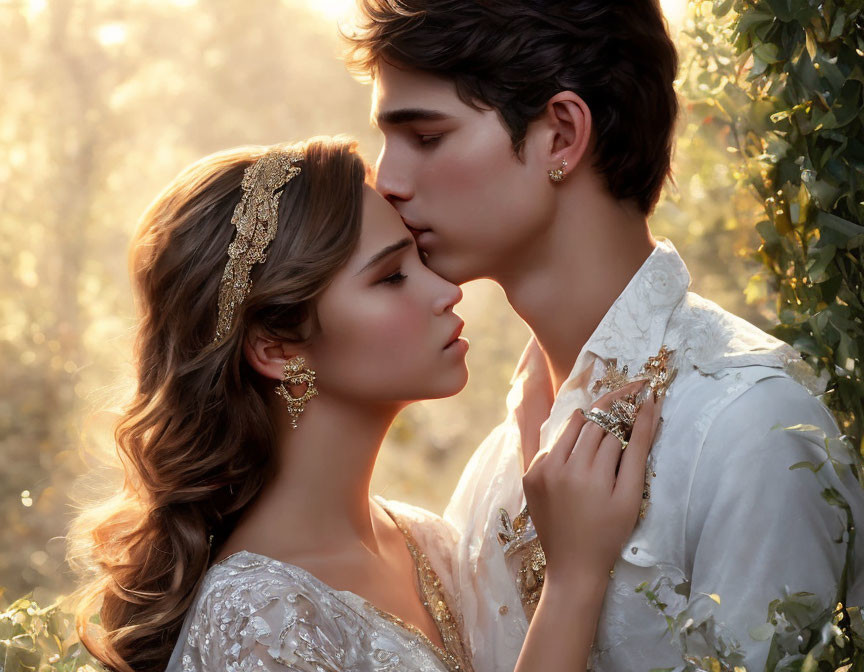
[539,90,593,177]
[243,328,303,382]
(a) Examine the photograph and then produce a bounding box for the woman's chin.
[428,365,470,399]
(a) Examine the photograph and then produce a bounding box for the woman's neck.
[223,393,402,561]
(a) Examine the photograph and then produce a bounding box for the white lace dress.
[165,497,472,672]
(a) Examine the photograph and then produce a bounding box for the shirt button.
[499,605,509,615]
[631,546,638,554]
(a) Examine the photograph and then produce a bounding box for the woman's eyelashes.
[379,269,407,286]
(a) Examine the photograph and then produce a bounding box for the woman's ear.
[243,328,303,381]
[541,90,593,175]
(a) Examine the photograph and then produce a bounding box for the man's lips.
[402,218,431,237]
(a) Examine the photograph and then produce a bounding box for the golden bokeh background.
[0,0,767,603]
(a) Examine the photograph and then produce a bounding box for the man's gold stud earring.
[548,159,568,183]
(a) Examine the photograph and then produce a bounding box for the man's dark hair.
[346,0,680,216]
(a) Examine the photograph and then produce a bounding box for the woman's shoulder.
[195,549,311,610]
[374,496,459,548]
[169,551,355,671]
[374,496,461,600]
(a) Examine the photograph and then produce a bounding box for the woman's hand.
[513,382,663,672]
[522,381,662,581]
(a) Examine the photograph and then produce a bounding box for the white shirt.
[444,238,862,672]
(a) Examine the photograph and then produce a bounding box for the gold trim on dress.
[498,506,546,620]
[377,503,474,672]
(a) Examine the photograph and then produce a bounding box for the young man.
[346,1,863,670]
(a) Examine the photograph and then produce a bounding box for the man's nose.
[374,147,413,203]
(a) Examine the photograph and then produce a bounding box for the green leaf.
[713,0,734,17]
[754,42,782,64]
[750,622,777,641]
[765,0,796,22]
[790,460,824,472]
[830,7,848,40]
[821,487,850,509]
[817,211,864,240]
[736,11,776,34]
[778,423,824,433]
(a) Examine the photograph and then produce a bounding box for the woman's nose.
[433,276,463,315]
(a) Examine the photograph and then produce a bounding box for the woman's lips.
[444,321,465,349]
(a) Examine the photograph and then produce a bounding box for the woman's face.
[304,186,469,405]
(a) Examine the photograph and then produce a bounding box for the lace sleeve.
[177,556,375,672]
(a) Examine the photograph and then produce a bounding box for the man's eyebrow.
[372,108,452,127]
[356,237,413,275]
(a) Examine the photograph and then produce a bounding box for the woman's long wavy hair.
[66,137,367,672]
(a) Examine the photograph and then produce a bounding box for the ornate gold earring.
[275,356,318,429]
[548,159,568,183]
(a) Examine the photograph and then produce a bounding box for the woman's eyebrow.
[356,237,413,275]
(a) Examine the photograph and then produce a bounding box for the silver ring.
[579,407,629,450]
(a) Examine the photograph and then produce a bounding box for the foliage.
[682,0,864,453]
[639,422,864,672]
[636,574,748,672]
[0,0,761,603]
[0,0,860,669]
[0,593,100,672]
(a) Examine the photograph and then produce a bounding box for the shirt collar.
[508,238,691,410]
[586,238,689,359]
[554,238,690,395]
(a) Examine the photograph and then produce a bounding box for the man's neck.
[497,187,656,392]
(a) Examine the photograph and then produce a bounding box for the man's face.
[371,60,555,285]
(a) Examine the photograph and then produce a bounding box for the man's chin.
[423,252,477,286]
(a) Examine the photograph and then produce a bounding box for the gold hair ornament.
[213,148,304,343]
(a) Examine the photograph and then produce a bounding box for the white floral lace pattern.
[166,500,464,672]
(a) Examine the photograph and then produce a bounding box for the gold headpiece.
[213,148,304,343]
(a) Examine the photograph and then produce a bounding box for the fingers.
[545,407,589,466]
[592,379,649,408]
[528,379,653,482]
[614,393,663,505]
[568,380,648,470]
[592,431,628,493]
[592,384,658,491]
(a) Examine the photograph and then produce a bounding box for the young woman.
[68,136,660,672]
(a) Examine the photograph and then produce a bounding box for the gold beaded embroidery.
[498,506,546,620]
[591,345,678,402]
[640,345,677,401]
[378,505,473,672]
[591,358,633,395]
[501,346,677,620]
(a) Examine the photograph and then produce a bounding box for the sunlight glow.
[97,22,128,47]
[305,0,689,30]
[660,0,689,31]
[305,0,358,21]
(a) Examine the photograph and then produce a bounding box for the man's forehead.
[371,62,461,120]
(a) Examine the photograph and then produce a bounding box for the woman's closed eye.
[379,270,407,285]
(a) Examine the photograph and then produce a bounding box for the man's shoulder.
[671,290,791,367]
[667,291,827,394]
